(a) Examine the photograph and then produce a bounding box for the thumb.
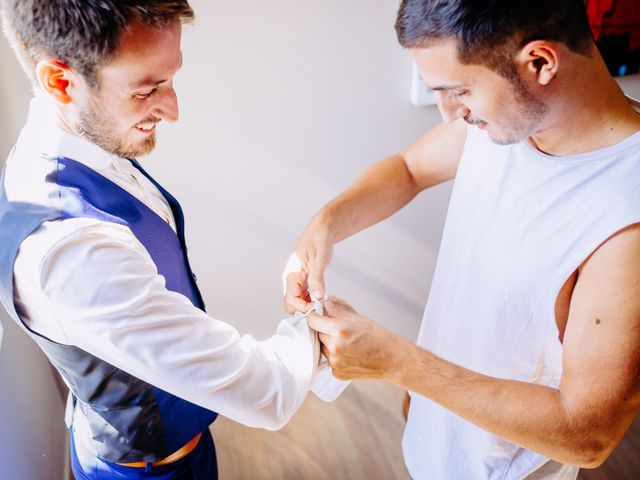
[307,261,326,300]
[307,312,334,335]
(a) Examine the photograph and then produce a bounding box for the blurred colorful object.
[587,0,640,76]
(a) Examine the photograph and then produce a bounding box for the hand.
[307,297,408,381]
[283,269,313,314]
[284,216,334,313]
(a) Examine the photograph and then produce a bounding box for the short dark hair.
[1,0,194,87]
[395,0,594,78]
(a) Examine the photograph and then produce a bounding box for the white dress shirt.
[10,95,327,432]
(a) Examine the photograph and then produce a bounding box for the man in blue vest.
[0,1,340,479]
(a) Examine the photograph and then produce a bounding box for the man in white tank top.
[284,1,640,478]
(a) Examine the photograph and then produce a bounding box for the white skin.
[285,37,640,468]
[36,19,183,158]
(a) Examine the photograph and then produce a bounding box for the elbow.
[258,406,295,432]
[237,405,293,431]
[554,395,625,469]
[563,437,615,469]
[574,444,612,469]
[262,415,291,432]
[563,414,631,468]
[251,392,299,431]
[573,454,608,470]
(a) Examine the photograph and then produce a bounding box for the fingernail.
[311,291,324,301]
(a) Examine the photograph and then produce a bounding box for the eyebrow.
[131,52,184,90]
[427,84,465,92]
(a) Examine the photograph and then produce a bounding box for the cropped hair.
[1,0,194,86]
[395,0,593,78]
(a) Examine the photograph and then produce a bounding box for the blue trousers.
[70,430,218,480]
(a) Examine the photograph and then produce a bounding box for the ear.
[516,41,559,86]
[36,59,74,104]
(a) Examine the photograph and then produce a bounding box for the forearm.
[299,121,464,253]
[315,298,619,466]
[34,225,317,430]
[389,341,617,467]
[309,154,420,244]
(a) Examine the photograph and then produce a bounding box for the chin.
[487,129,525,146]
[122,135,157,158]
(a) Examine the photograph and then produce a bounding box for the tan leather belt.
[117,432,202,468]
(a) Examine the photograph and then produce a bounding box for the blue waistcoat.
[0,154,218,463]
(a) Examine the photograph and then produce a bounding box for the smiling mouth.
[134,121,160,134]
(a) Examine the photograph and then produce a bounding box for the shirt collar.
[24,94,121,172]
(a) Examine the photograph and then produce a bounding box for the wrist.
[380,334,415,385]
[308,209,338,245]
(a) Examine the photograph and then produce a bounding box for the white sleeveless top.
[402,112,640,479]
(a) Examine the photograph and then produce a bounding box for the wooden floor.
[211,381,640,479]
[211,381,410,479]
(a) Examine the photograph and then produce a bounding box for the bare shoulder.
[562,222,640,407]
[401,118,468,189]
[574,222,640,313]
[565,222,640,355]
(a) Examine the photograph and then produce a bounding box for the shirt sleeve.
[282,251,351,401]
[16,219,318,431]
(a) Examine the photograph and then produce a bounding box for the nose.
[151,83,179,123]
[435,91,469,123]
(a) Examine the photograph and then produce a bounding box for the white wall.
[152,0,447,339]
[0,312,68,479]
[618,74,640,99]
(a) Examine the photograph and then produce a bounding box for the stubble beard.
[488,75,549,146]
[78,96,157,158]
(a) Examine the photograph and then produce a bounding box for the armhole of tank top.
[626,94,640,114]
[545,207,640,345]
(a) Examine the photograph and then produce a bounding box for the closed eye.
[135,88,157,100]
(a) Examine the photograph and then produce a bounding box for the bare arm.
[285,119,467,311]
[310,224,640,467]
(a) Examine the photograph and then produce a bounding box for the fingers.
[305,244,331,300]
[307,266,325,301]
[284,271,312,314]
[320,343,332,363]
[323,296,357,317]
[320,334,349,381]
[318,331,332,349]
[307,312,338,336]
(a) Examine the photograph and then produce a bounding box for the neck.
[33,91,83,138]
[56,110,78,136]
[530,50,640,156]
